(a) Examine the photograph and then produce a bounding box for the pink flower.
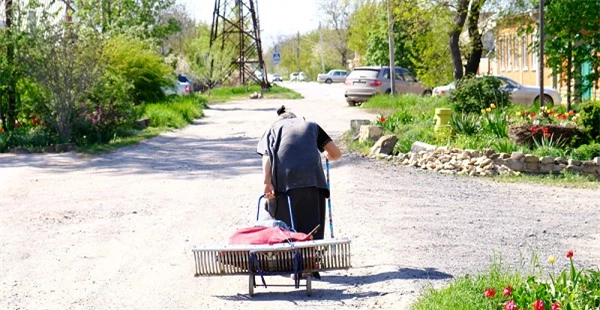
[484,288,496,298]
[503,286,513,297]
[533,300,545,310]
[551,302,561,310]
[504,300,517,310]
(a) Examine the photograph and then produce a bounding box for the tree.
[319,0,354,67]
[347,0,379,58]
[448,0,487,80]
[73,0,179,41]
[27,22,105,142]
[185,23,235,93]
[543,0,600,107]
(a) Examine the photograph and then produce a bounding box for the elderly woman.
[256,106,342,241]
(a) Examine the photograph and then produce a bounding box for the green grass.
[413,271,525,310]
[79,95,206,154]
[492,171,600,189]
[200,84,302,102]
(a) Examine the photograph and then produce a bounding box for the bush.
[570,142,600,160]
[103,36,173,103]
[578,100,600,143]
[451,76,511,114]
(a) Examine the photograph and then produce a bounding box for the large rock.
[350,120,371,134]
[359,125,383,143]
[370,135,398,156]
[410,141,436,153]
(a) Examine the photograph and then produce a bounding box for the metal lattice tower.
[210,0,269,88]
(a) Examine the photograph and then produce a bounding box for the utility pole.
[538,0,545,107]
[297,31,301,73]
[319,21,325,73]
[387,0,396,95]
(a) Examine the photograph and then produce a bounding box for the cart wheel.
[249,274,255,296]
[306,274,312,296]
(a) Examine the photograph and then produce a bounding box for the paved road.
[1,82,599,310]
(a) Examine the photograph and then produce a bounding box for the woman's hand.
[264,182,275,200]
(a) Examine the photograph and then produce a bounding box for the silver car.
[432,75,561,105]
[344,66,430,106]
[496,76,561,105]
[317,69,348,84]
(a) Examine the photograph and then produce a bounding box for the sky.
[176,0,320,48]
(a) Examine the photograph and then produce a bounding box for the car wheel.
[325,79,333,84]
[534,94,554,106]
[347,100,357,107]
[422,89,432,96]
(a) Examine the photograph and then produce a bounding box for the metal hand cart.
[192,195,351,296]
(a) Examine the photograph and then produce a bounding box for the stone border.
[371,145,600,179]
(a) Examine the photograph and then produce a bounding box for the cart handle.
[257,194,296,232]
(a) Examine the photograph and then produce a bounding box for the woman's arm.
[323,141,342,161]
[262,155,275,199]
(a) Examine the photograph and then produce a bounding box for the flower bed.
[508,124,580,146]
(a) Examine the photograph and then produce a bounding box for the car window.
[347,69,379,79]
[399,68,417,82]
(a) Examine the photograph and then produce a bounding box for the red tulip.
[551,302,561,310]
[504,300,517,310]
[533,300,545,310]
[484,288,496,298]
[0,127,3,133]
[566,250,573,258]
[380,116,386,123]
[503,286,513,297]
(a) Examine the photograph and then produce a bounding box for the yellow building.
[493,23,599,102]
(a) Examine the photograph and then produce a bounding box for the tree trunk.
[464,0,485,76]
[449,0,469,80]
[567,41,572,110]
[5,0,17,130]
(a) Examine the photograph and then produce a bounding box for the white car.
[162,75,192,96]
[432,82,456,96]
[289,72,306,82]
[432,76,561,105]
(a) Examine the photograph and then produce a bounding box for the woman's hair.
[277,105,296,119]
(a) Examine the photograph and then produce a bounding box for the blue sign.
[272,53,281,64]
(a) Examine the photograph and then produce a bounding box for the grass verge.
[200,84,302,102]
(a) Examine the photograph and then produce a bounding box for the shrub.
[103,36,173,103]
[578,100,600,143]
[570,142,600,160]
[451,75,511,114]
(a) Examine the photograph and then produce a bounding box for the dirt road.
[1,82,599,310]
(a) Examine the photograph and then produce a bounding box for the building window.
[513,36,519,70]
[499,38,504,71]
[521,35,527,71]
[507,35,512,70]
[531,34,537,72]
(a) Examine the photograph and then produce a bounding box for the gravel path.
[1,82,598,310]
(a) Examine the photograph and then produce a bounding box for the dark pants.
[266,187,326,240]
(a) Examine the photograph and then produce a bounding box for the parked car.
[269,73,283,82]
[344,66,430,106]
[162,74,192,96]
[289,72,306,82]
[432,75,561,105]
[432,82,456,96]
[317,69,348,84]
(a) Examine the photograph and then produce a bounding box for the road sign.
[272,53,281,64]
